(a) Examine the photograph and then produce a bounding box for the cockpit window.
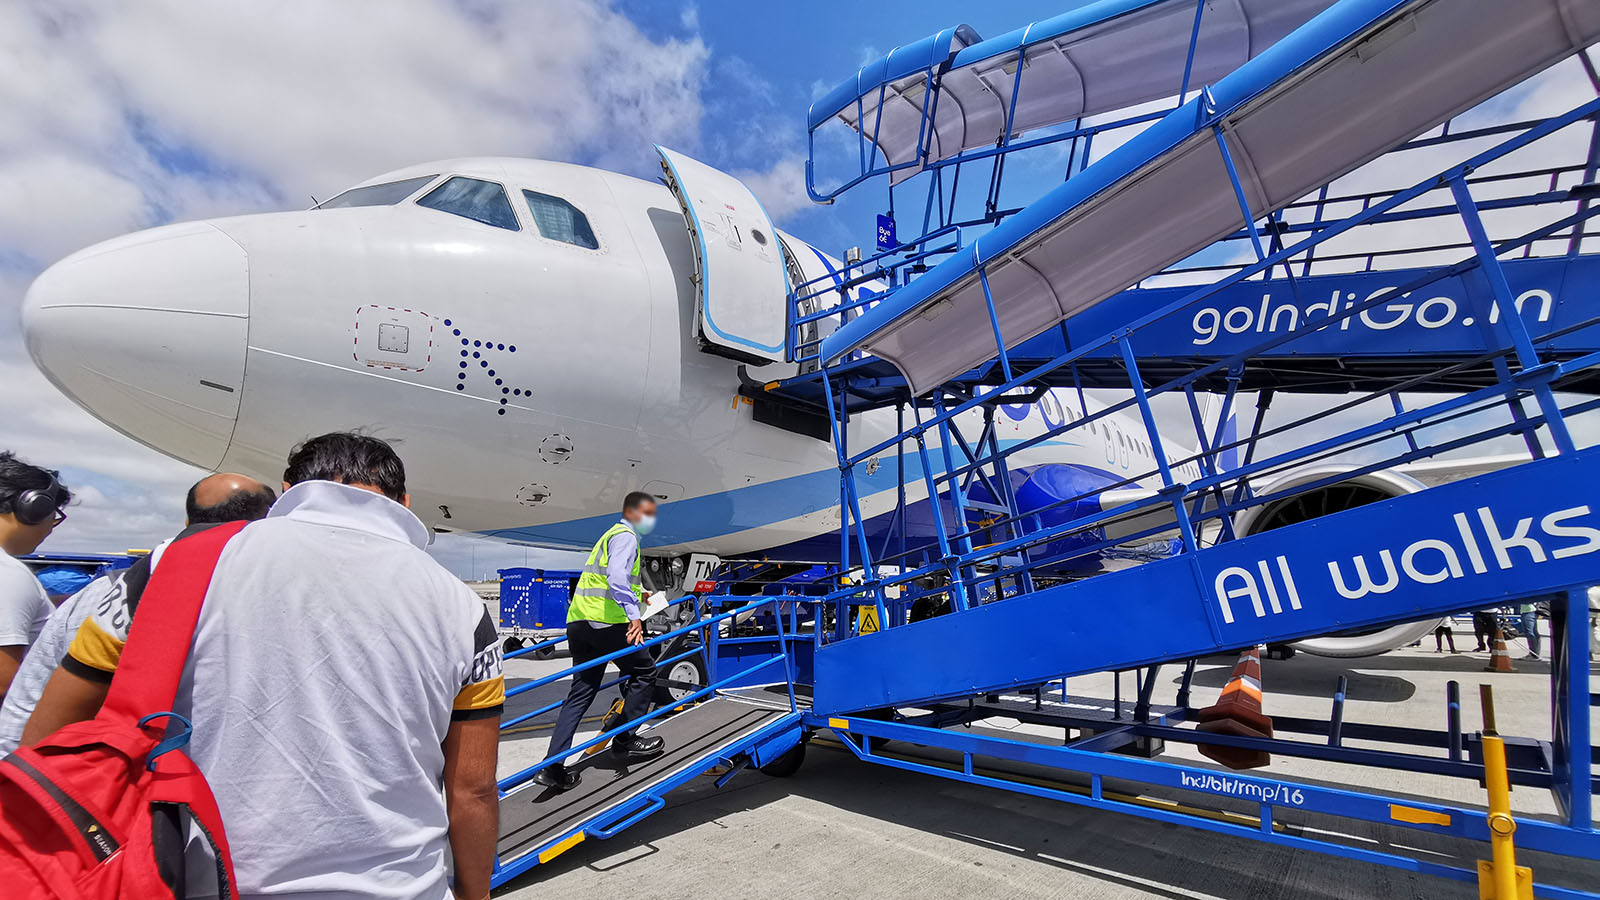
[315,175,438,209]
[522,191,598,249]
[416,177,520,231]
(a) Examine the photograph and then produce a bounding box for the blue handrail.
[496,595,793,793]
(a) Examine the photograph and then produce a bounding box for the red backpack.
[0,521,247,899]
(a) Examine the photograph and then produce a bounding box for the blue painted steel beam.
[815,714,1600,864]
[814,448,1600,713]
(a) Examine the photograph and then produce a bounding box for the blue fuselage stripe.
[481,439,1119,553]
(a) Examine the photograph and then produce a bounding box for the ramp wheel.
[532,644,557,660]
[758,741,806,777]
[502,636,524,655]
[656,656,707,706]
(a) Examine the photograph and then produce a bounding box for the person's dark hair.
[0,451,70,517]
[622,491,656,514]
[283,432,407,502]
[185,481,278,524]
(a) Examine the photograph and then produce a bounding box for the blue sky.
[617,0,1098,253]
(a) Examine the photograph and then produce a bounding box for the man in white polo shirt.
[0,451,70,706]
[25,433,503,900]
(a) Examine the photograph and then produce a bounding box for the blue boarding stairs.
[773,0,1600,896]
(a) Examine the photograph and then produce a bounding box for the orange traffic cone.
[1485,623,1517,673]
[1196,645,1273,770]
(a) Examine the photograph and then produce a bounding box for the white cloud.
[0,155,147,263]
[0,0,710,269]
[426,532,584,583]
[734,155,812,223]
[0,0,722,573]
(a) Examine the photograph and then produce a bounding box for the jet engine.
[1233,465,1444,658]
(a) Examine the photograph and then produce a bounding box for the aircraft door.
[655,146,790,365]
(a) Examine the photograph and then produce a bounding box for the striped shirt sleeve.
[62,573,134,683]
[452,608,504,721]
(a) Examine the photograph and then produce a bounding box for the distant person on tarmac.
[0,472,276,755]
[0,451,70,705]
[24,433,504,900]
[1432,620,1458,653]
[1519,602,1542,661]
[1472,608,1497,652]
[535,491,664,791]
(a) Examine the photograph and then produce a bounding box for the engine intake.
[1235,466,1444,658]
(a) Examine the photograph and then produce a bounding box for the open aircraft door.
[655,146,791,365]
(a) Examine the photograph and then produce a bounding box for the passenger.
[1432,620,1458,653]
[535,491,663,791]
[0,451,70,704]
[1472,608,1496,652]
[23,433,504,900]
[0,472,276,755]
[1519,602,1542,661]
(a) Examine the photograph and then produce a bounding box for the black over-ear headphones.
[13,474,63,527]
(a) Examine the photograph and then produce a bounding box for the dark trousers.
[1473,611,1496,649]
[544,619,657,761]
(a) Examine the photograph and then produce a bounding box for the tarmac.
[493,627,1599,899]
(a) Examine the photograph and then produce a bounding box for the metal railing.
[789,63,1600,369]
[806,93,1600,634]
[495,595,797,795]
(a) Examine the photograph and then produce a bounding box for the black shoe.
[612,733,665,760]
[532,762,581,791]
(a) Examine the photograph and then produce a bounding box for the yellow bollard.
[1477,685,1532,900]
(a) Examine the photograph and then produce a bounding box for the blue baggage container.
[496,568,579,633]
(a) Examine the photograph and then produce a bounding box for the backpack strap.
[100,521,249,723]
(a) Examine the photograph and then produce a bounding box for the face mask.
[634,514,657,536]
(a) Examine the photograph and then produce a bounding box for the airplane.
[20,150,1484,659]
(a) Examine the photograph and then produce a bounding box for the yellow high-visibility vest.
[568,522,641,624]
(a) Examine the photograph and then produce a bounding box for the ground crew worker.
[0,452,70,704]
[0,472,276,755]
[534,491,664,790]
[25,433,503,900]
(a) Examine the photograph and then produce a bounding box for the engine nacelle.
[1235,466,1444,658]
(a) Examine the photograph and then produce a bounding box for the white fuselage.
[23,157,1191,557]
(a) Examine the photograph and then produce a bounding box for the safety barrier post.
[1477,685,1533,899]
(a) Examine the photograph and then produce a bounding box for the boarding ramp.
[490,596,803,886]
[780,2,1600,893]
[788,0,1600,706]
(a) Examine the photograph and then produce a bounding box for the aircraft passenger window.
[417,177,520,231]
[522,191,599,249]
[315,175,438,209]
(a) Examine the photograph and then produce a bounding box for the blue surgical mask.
[634,514,657,536]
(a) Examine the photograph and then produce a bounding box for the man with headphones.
[0,451,71,703]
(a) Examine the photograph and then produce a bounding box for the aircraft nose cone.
[22,221,250,470]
